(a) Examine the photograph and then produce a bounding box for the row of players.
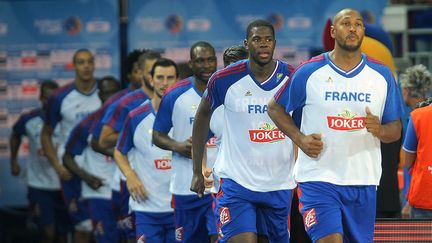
[10,9,405,243]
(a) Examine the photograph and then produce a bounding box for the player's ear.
[243,39,248,50]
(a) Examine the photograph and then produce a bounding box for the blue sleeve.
[101,99,120,126]
[44,94,62,129]
[112,101,140,133]
[274,70,307,113]
[402,117,417,153]
[12,114,31,136]
[382,71,403,124]
[65,121,91,156]
[153,95,174,133]
[116,114,135,154]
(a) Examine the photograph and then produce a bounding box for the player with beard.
[152,42,218,243]
[191,20,295,243]
[268,9,402,243]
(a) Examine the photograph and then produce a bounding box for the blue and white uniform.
[153,77,216,242]
[116,102,174,243]
[13,109,69,233]
[206,60,295,242]
[275,53,403,242]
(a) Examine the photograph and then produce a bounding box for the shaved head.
[332,8,363,25]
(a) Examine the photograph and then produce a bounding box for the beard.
[336,35,363,52]
[143,79,154,91]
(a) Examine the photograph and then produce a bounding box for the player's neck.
[193,76,207,95]
[75,77,96,94]
[151,95,161,112]
[141,85,154,99]
[329,49,362,72]
[249,59,276,83]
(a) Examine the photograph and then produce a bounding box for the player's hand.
[57,165,72,181]
[203,167,214,191]
[401,203,411,219]
[299,133,323,158]
[175,138,192,158]
[190,173,205,198]
[10,161,21,176]
[365,106,382,138]
[127,172,148,202]
[84,174,104,190]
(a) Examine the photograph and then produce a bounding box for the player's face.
[128,62,143,90]
[40,87,57,108]
[245,26,275,66]
[189,46,217,84]
[99,81,120,103]
[74,51,95,82]
[331,10,365,52]
[140,58,157,91]
[151,65,178,98]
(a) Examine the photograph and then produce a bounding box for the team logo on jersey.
[249,122,285,143]
[245,90,252,96]
[137,235,146,243]
[175,226,184,241]
[219,207,231,225]
[327,109,365,131]
[154,156,172,170]
[277,73,284,82]
[95,221,105,235]
[304,208,317,229]
[325,77,333,83]
[206,136,217,148]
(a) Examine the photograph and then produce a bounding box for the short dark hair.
[223,45,248,67]
[40,80,59,98]
[72,48,93,64]
[189,41,215,59]
[150,58,179,78]
[125,49,147,75]
[98,75,120,90]
[137,50,162,69]
[246,19,275,39]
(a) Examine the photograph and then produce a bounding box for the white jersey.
[275,53,403,185]
[117,103,173,212]
[206,60,296,192]
[13,109,60,190]
[81,145,114,199]
[153,77,206,195]
[208,106,224,193]
[44,82,101,161]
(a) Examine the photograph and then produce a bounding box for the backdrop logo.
[165,15,183,34]
[267,13,284,31]
[63,16,81,36]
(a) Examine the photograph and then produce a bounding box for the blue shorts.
[88,199,118,243]
[298,182,376,242]
[135,211,175,243]
[60,175,89,225]
[215,178,292,243]
[119,180,135,239]
[173,194,216,242]
[27,187,70,234]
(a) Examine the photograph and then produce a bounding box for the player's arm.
[41,124,71,180]
[62,151,103,189]
[99,125,119,150]
[365,106,401,143]
[113,148,147,201]
[152,131,192,158]
[268,98,323,158]
[190,97,212,197]
[91,137,113,157]
[9,131,22,176]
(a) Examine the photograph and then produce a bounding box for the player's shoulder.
[213,61,248,81]
[364,54,393,76]
[163,77,193,98]
[50,82,74,101]
[291,54,326,78]
[18,108,42,122]
[129,102,151,119]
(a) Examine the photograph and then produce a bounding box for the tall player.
[10,80,69,243]
[63,77,121,243]
[41,49,101,243]
[268,9,402,243]
[153,41,218,243]
[191,20,296,243]
[114,58,179,242]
